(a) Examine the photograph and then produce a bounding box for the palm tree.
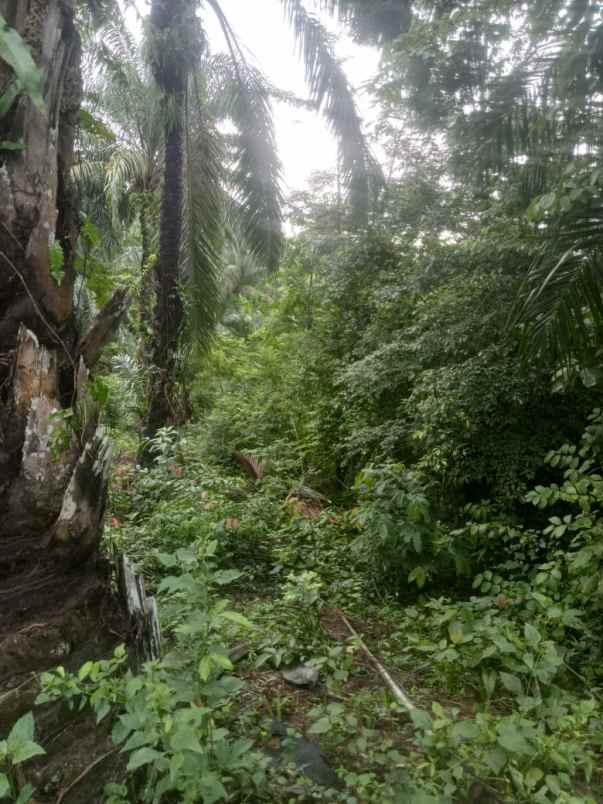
[140,0,384,444]
[76,32,164,351]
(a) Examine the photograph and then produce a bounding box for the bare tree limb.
[78,288,132,370]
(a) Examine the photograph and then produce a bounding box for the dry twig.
[337,610,415,713]
[55,747,119,804]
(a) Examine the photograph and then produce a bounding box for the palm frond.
[204,3,284,270]
[513,245,603,365]
[105,147,149,225]
[318,0,410,44]
[512,171,603,364]
[281,0,383,223]
[181,100,225,348]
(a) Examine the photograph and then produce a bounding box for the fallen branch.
[337,610,415,713]
[55,746,119,804]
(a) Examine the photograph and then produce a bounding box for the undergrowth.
[22,413,603,802]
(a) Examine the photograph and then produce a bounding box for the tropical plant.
[377,0,603,372]
[136,0,383,441]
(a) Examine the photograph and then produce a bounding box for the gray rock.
[294,738,339,787]
[282,664,319,688]
[269,721,340,789]
[228,642,250,664]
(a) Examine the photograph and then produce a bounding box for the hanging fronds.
[205,2,284,270]
[514,246,603,367]
[281,0,383,224]
[181,101,225,348]
[211,58,283,271]
[318,0,411,44]
[512,178,603,365]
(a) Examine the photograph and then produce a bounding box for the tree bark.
[0,0,81,354]
[145,103,184,437]
[78,287,131,370]
[138,195,155,366]
[0,2,127,629]
[144,0,188,442]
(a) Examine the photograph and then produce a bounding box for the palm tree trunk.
[144,96,185,439]
[144,0,191,443]
[138,195,155,365]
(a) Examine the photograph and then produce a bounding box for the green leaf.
[197,772,227,804]
[78,661,94,681]
[545,773,561,796]
[0,80,19,116]
[213,569,243,586]
[499,672,523,696]
[410,708,433,731]
[308,717,331,735]
[450,720,480,741]
[49,241,65,286]
[210,653,234,672]
[169,727,204,754]
[126,746,163,771]
[0,773,10,798]
[496,723,531,755]
[81,218,101,248]
[122,730,151,753]
[546,774,561,795]
[95,701,111,724]
[524,623,541,647]
[8,712,35,744]
[0,14,44,109]
[525,767,544,789]
[448,621,464,645]
[199,655,213,682]
[221,611,252,629]
[580,367,600,388]
[15,783,35,804]
[408,565,427,588]
[484,747,507,773]
[79,109,116,141]
[11,740,46,764]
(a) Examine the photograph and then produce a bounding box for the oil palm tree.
[76,30,164,349]
[141,0,385,443]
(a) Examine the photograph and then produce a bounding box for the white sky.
[127,1,381,194]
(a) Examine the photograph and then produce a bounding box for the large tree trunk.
[0,2,128,629]
[0,0,80,352]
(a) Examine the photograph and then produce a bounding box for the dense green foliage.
[5,0,603,801]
